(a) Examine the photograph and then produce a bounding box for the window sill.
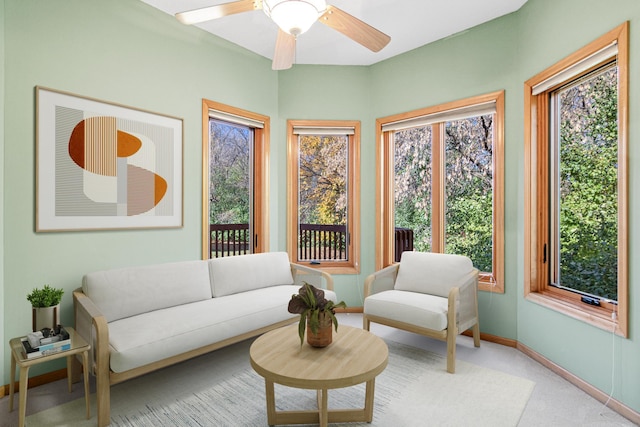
[479,278,504,293]
[525,292,623,336]
[294,262,359,275]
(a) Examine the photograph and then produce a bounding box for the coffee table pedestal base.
[264,379,376,427]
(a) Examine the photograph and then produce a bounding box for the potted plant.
[27,284,64,332]
[288,282,346,347]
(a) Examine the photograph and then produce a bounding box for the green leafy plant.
[287,282,346,346]
[26,284,64,308]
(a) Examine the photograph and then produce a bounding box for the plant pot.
[307,312,333,348]
[32,304,60,332]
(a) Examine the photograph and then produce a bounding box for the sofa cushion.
[364,289,450,331]
[394,252,474,298]
[107,285,303,373]
[208,252,294,297]
[107,284,338,373]
[82,260,212,322]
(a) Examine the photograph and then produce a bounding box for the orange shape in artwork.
[155,174,168,205]
[68,117,168,215]
[126,165,168,216]
[68,119,142,169]
[117,130,142,158]
[68,120,85,168]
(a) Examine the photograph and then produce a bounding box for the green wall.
[367,0,640,412]
[0,0,6,395]
[370,8,521,341]
[277,64,373,306]
[2,0,639,416]
[515,0,640,412]
[1,0,279,377]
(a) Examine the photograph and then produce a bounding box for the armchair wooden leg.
[472,323,481,347]
[363,315,370,331]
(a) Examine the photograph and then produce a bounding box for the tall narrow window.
[394,125,433,255]
[202,99,270,259]
[524,22,628,336]
[287,120,360,274]
[376,91,505,292]
[444,115,495,273]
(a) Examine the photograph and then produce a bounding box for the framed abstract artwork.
[36,86,183,231]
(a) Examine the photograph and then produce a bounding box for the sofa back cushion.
[209,252,294,297]
[394,251,474,298]
[82,260,212,322]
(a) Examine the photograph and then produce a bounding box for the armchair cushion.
[364,290,450,331]
[394,252,474,298]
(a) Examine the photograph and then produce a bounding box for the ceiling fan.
[176,0,391,70]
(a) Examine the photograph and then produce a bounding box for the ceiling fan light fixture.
[263,0,326,36]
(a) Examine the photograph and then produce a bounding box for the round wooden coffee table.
[250,324,388,427]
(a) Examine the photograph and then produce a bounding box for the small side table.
[8,326,91,427]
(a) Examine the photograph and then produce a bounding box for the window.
[376,91,505,293]
[287,120,360,274]
[202,99,270,259]
[524,22,628,336]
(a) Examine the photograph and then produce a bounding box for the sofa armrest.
[290,263,334,291]
[364,263,400,298]
[73,290,109,377]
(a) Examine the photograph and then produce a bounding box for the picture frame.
[36,86,183,231]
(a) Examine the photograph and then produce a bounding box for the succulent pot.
[32,304,60,332]
[306,311,333,348]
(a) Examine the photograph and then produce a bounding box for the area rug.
[26,338,535,426]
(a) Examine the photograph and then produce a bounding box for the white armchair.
[363,251,480,373]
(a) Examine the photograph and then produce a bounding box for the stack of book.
[21,328,71,359]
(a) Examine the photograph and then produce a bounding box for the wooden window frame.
[201,99,270,259]
[523,22,628,337]
[286,120,361,274]
[375,91,505,293]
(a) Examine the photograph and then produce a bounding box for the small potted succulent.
[288,282,346,347]
[27,284,64,332]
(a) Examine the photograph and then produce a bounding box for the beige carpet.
[27,338,535,426]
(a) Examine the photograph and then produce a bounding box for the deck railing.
[299,223,348,261]
[210,224,250,257]
[394,227,414,262]
[209,223,415,261]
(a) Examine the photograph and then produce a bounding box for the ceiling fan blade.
[176,0,262,25]
[319,5,390,52]
[272,29,296,70]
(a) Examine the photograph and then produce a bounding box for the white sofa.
[73,252,334,427]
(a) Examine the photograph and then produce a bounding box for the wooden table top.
[250,324,388,390]
[9,326,90,366]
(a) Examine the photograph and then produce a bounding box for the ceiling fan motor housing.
[263,0,327,36]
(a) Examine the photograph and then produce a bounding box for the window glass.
[523,22,627,335]
[287,120,360,274]
[394,126,432,253]
[208,119,252,258]
[376,91,504,292]
[552,64,618,301]
[298,134,348,262]
[444,115,493,273]
[202,99,269,259]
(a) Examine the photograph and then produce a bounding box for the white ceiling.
[141,0,528,66]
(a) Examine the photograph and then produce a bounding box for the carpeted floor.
[25,338,534,426]
[1,313,636,426]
